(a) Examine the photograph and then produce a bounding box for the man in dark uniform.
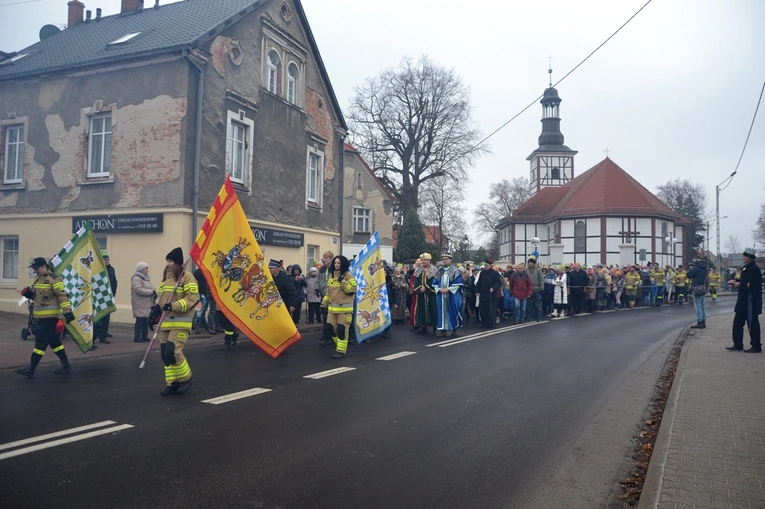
[268,260,300,318]
[476,260,501,329]
[727,247,762,353]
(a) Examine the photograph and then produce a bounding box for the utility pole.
[715,186,721,263]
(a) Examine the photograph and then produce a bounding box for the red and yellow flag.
[190,177,301,358]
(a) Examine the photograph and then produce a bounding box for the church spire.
[538,67,565,147]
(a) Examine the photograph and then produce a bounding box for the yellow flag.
[190,177,300,358]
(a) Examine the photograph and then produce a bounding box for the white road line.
[438,322,543,347]
[0,420,117,452]
[201,387,272,405]
[0,424,134,461]
[551,316,570,320]
[426,323,530,348]
[303,367,356,379]
[376,351,416,361]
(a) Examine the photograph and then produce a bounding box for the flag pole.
[139,255,193,369]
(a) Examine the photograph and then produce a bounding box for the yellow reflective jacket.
[674,270,687,288]
[624,271,641,290]
[31,271,72,319]
[322,270,357,313]
[158,270,199,330]
[708,272,721,287]
[651,270,665,286]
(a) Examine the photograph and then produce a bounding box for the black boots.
[54,357,71,374]
[161,379,193,396]
[15,363,36,378]
[690,321,703,329]
[218,338,232,350]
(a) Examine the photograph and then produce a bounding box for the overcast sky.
[2,0,763,254]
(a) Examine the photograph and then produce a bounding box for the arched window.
[574,220,586,253]
[267,50,280,94]
[287,63,299,104]
[661,221,668,252]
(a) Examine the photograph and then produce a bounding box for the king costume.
[412,254,439,334]
[434,254,463,336]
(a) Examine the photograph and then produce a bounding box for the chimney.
[95,7,101,20]
[67,0,85,27]
[85,9,91,21]
[121,0,141,13]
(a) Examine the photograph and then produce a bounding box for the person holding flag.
[434,253,463,337]
[320,255,357,359]
[16,257,75,378]
[151,247,198,396]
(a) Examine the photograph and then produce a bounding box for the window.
[95,236,107,251]
[353,207,371,233]
[108,32,142,45]
[287,63,299,104]
[267,50,280,94]
[306,146,323,206]
[550,167,560,180]
[88,114,112,177]
[661,222,668,252]
[229,121,246,183]
[356,172,363,189]
[1,236,19,280]
[4,125,24,184]
[306,245,318,270]
[226,110,254,186]
[574,220,586,253]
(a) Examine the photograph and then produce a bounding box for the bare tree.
[348,55,487,221]
[657,179,708,262]
[473,177,531,236]
[419,177,466,253]
[724,235,742,255]
[754,203,765,246]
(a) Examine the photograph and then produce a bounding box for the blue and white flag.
[351,231,391,343]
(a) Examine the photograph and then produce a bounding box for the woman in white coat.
[552,268,568,317]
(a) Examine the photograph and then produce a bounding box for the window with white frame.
[3,125,24,184]
[353,207,371,233]
[287,63,299,104]
[356,171,363,189]
[267,50,280,95]
[1,236,19,280]
[95,236,107,251]
[306,244,318,270]
[88,114,112,177]
[574,220,586,253]
[306,146,323,206]
[226,110,254,186]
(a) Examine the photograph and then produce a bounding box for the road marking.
[376,351,416,361]
[304,367,356,379]
[439,322,543,347]
[426,323,532,348]
[551,316,570,320]
[0,420,118,452]
[201,387,272,405]
[0,424,134,461]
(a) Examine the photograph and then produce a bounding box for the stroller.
[21,298,66,341]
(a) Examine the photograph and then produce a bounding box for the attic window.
[0,53,29,66]
[108,32,142,45]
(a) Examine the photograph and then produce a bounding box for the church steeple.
[527,65,577,197]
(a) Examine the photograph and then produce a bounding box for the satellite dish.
[39,24,61,41]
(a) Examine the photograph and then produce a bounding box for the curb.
[636,325,692,509]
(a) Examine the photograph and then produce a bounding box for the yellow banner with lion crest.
[189,177,301,358]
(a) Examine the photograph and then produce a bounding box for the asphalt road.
[0,299,735,509]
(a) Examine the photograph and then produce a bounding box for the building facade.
[341,144,395,262]
[0,0,347,321]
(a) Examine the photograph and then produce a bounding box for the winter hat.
[101,249,109,259]
[268,259,281,268]
[136,261,149,272]
[308,267,318,274]
[166,247,184,265]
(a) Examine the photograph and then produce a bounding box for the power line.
[0,0,42,7]
[720,79,764,192]
[471,0,653,151]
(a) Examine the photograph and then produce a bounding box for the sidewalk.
[0,311,322,371]
[638,314,765,509]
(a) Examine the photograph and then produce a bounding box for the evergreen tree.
[397,211,428,262]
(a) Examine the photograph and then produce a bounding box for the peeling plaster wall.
[0,58,191,213]
[196,0,343,234]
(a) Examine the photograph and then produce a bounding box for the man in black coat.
[568,263,589,315]
[476,260,502,329]
[727,248,762,353]
[269,260,300,315]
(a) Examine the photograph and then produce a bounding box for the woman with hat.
[727,248,762,352]
[151,247,199,395]
[16,257,76,378]
[131,262,154,343]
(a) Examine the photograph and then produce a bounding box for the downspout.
[338,133,346,255]
[184,50,203,245]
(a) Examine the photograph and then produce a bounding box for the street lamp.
[665,234,679,267]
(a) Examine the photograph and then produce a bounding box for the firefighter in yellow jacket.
[151,247,199,396]
[708,267,721,301]
[16,257,75,378]
[651,265,666,306]
[624,266,641,309]
[319,255,357,359]
[673,266,687,304]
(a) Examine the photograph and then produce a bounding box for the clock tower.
[527,69,577,196]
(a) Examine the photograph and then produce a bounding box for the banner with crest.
[189,176,301,358]
[351,231,391,343]
[50,224,116,353]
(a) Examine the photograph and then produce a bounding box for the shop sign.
[251,226,304,247]
[72,214,164,233]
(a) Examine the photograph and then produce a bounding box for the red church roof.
[503,158,690,224]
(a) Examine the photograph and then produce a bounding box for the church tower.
[527,68,577,196]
